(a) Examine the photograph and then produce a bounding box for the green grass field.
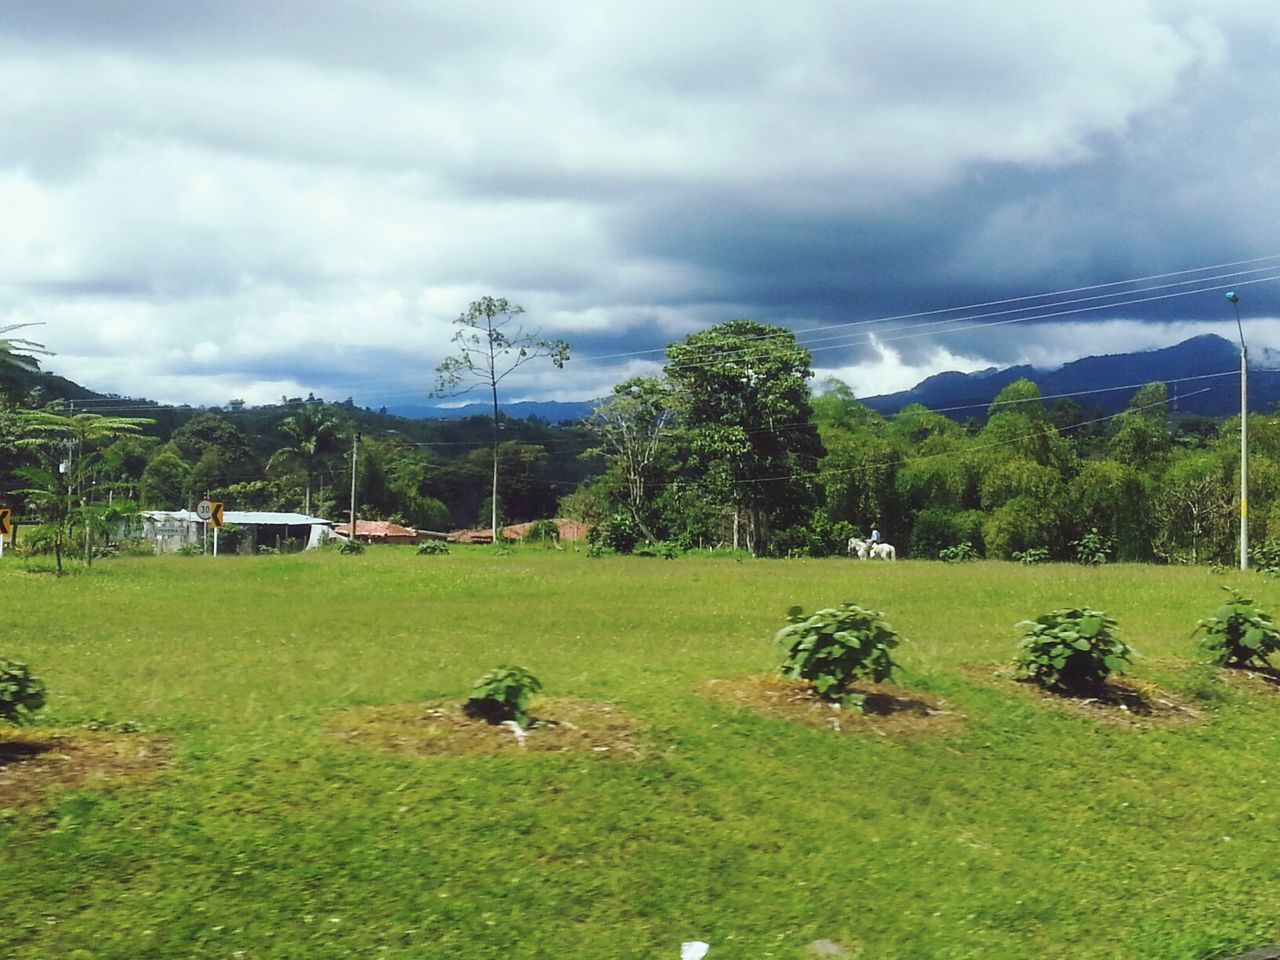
[3,549,1280,959]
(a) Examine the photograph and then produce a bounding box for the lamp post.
[1227,291,1247,571]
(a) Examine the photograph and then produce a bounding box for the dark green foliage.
[416,540,450,555]
[1249,540,1280,577]
[464,665,542,726]
[1014,608,1132,693]
[339,539,365,555]
[1012,547,1050,565]
[776,602,901,709]
[0,655,46,724]
[600,512,640,554]
[634,541,680,559]
[1071,528,1114,565]
[1194,586,1280,668]
[939,541,979,563]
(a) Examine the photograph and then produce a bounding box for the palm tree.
[268,406,343,516]
[15,406,152,574]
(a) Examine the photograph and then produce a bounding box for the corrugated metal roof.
[140,510,333,525]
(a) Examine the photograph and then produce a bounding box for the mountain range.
[390,334,1270,423]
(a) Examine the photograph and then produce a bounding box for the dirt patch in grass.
[1220,664,1280,692]
[329,697,641,758]
[0,728,172,809]
[699,675,965,738]
[965,664,1205,727]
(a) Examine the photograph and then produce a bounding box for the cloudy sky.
[3,1,1279,409]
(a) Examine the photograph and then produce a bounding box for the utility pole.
[1227,291,1247,571]
[349,432,360,543]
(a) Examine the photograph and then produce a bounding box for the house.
[332,520,424,545]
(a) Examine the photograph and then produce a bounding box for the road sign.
[0,508,10,537]
[209,502,224,529]
[195,499,213,521]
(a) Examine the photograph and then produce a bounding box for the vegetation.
[431,296,571,543]
[4,554,1280,958]
[1013,608,1132,694]
[0,655,45,724]
[415,539,450,555]
[463,665,543,726]
[776,601,901,709]
[1195,587,1280,668]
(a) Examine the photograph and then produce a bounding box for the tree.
[585,377,676,542]
[268,405,344,515]
[16,406,152,574]
[432,297,570,542]
[664,319,823,555]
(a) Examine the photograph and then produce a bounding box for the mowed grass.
[3,549,1280,959]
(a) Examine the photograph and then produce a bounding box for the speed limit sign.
[195,499,213,521]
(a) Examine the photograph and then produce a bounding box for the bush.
[776,602,901,709]
[600,512,640,554]
[523,520,561,546]
[339,539,365,555]
[1012,546,1050,565]
[176,543,204,557]
[1071,528,1114,565]
[1250,541,1280,576]
[939,541,979,563]
[416,540,450,555]
[0,656,46,725]
[635,541,680,559]
[1013,608,1132,694]
[463,665,542,726]
[1194,586,1280,668]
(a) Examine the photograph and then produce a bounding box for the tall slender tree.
[268,405,344,515]
[431,297,569,542]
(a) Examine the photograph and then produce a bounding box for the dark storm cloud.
[2,2,1278,406]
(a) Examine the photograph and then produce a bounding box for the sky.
[3,1,1279,410]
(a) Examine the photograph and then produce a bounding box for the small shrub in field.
[939,541,979,563]
[339,539,365,555]
[635,541,680,559]
[464,665,542,726]
[1012,546,1050,565]
[1071,528,1114,565]
[1014,608,1132,694]
[416,540,449,555]
[0,656,46,725]
[1249,541,1280,577]
[1194,586,1280,668]
[776,602,901,710]
[177,543,204,557]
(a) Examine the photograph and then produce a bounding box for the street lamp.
[1227,291,1247,571]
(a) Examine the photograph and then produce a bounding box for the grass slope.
[2,550,1279,959]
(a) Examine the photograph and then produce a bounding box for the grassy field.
[3,548,1280,959]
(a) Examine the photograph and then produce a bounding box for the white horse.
[848,537,895,560]
[868,542,896,561]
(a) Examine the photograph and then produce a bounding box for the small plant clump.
[776,602,901,711]
[1071,528,1114,565]
[463,665,542,726]
[1194,586,1280,668]
[522,520,560,546]
[1014,608,1133,694]
[939,542,979,563]
[339,539,365,555]
[1,656,46,725]
[416,540,449,555]
[1012,546,1050,565]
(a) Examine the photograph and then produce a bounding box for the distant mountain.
[385,399,599,423]
[862,335,1273,419]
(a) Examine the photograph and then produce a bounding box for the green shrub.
[939,541,979,563]
[1012,546,1050,565]
[1194,586,1280,668]
[601,513,640,554]
[776,602,901,709]
[1071,528,1114,565]
[0,656,46,725]
[1249,541,1280,577]
[339,539,365,555]
[463,665,542,726]
[1013,608,1132,694]
[176,543,204,557]
[416,540,450,555]
[635,541,680,559]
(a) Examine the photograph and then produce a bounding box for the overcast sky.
[3,1,1279,409]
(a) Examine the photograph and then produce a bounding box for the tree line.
[1,314,1270,565]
